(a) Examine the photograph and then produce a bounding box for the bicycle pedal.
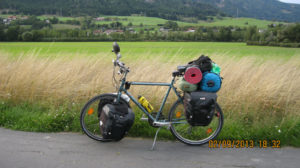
[140,114,148,121]
[140,117,148,121]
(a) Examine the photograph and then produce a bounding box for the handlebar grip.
[114,60,129,73]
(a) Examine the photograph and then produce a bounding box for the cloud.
[279,0,300,4]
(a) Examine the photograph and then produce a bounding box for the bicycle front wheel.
[168,99,224,145]
[80,93,129,142]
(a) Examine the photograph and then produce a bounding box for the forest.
[0,0,223,21]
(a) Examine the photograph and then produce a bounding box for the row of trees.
[1,15,299,47]
[0,25,43,41]
[0,24,245,42]
[245,24,300,47]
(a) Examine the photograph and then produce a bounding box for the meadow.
[1,14,284,29]
[91,16,284,29]
[1,42,299,59]
[0,42,300,146]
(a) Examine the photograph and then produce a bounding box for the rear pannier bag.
[99,103,135,141]
[184,91,217,126]
[200,72,222,92]
[188,55,212,73]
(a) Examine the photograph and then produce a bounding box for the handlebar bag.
[99,103,135,141]
[184,91,217,126]
[200,72,222,92]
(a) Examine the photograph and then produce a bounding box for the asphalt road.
[0,127,299,168]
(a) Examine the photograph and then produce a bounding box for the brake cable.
[112,65,119,91]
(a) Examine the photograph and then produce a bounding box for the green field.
[95,16,283,29]
[38,15,79,21]
[1,42,299,60]
[1,14,284,29]
[0,42,299,146]
[197,17,284,28]
[0,14,79,22]
[52,24,80,30]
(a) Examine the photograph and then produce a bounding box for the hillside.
[1,0,300,22]
[199,0,300,22]
[91,16,283,29]
[0,0,222,20]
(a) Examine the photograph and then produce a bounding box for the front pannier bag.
[184,91,217,126]
[99,103,135,141]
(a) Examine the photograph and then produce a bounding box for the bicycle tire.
[80,93,130,142]
[168,99,224,145]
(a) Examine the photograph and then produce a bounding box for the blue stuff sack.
[200,72,222,92]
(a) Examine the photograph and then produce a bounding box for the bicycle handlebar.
[114,59,130,74]
[112,44,130,74]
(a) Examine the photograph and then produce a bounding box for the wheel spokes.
[170,102,222,142]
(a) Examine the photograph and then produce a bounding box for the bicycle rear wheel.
[80,93,129,142]
[168,99,223,145]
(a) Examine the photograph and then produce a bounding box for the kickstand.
[151,127,161,151]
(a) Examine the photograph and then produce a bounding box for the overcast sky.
[279,0,300,4]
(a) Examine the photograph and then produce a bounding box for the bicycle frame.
[115,70,183,123]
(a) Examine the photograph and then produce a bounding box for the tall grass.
[0,51,300,145]
[1,52,299,115]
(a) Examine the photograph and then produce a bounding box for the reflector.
[206,128,213,134]
[88,108,94,115]
[176,111,182,118]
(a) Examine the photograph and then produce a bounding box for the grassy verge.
[0,44,300,146]
[1,101,299,146]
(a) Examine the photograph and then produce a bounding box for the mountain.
[1,0,299,22]
[198,0,300,22]
[0,0,223,20]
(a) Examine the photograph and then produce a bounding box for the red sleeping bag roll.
[184,66,202,84]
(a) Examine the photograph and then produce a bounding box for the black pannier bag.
[188,55,212,73]
[99,103,135,141]
[184,91,217,126]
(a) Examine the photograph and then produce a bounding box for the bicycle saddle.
[177,65,187,73]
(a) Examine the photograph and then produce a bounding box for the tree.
[218,27,232,41]
[0,23,5,41]
[81,17,93,30]
[127,22,133,27]
[164,21,178,30]
[283,24,300,43]
[110,22,122,28]
[22,32,33,41]
[6,26,21,41]
[32,30,43,41]
[32,21,46,29]
[245,26,259,41]
[50,17,59,24]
